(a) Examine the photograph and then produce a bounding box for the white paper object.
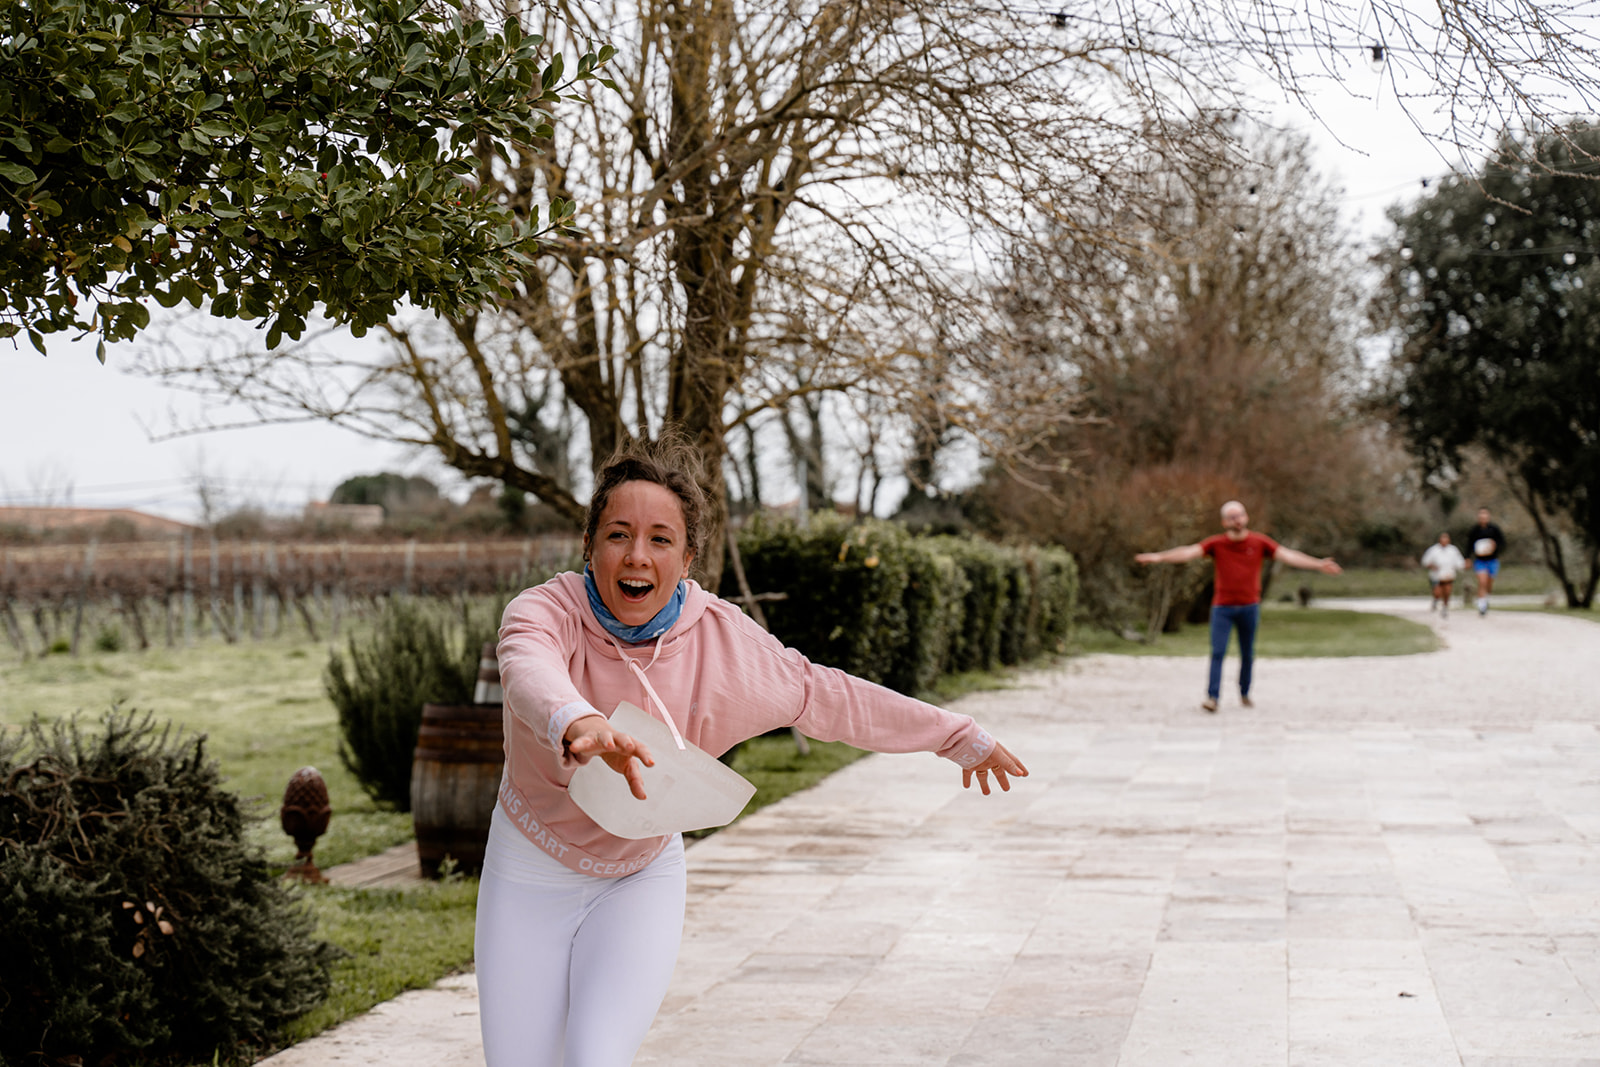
[567,702,756,839]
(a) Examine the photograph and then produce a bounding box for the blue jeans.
[1208,603,1260,700]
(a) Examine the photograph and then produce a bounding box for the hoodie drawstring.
[609,635,687,751]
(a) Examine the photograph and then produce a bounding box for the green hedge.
[725,516,1076,698]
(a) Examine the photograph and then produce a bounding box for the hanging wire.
[976,2,1582,60]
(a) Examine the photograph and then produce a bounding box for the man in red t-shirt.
[1136,500,1342,712]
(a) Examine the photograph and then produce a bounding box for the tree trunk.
[1507,471,1597,608]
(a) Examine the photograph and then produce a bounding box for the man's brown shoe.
[1201,697,1218,713]
[1240,695,1254,708]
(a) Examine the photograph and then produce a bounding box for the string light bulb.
[1369,43,1385,71]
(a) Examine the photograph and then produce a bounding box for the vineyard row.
[0,536,581,657]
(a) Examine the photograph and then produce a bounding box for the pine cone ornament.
[280,766,331,883]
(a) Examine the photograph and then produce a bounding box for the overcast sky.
[0,69,1492,525]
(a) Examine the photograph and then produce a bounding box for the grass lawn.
[1299,563,1555,599]
[0,635,413,870]
[274,878,481,1047]
[1071,603,1440,658]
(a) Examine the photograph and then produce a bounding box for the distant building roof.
[303,501,385,530]
[0,506,199,539]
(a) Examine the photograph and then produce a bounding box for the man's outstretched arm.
[1276,547,1343,575]
[1135,543,1205,565]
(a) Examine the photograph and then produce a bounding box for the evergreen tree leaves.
[0,0,602,355]
[1379,122,1600,605]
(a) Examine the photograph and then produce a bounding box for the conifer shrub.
[324,599,493,810]
[0,710,340,1066]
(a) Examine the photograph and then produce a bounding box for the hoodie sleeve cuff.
[941,727,996,768]
[548,699,602,753]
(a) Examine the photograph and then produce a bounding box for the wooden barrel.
[473,641,503,704]
[411,703,504,878]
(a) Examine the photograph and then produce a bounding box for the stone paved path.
[263,601,1600,1066]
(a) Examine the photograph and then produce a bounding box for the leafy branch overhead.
[0,0,614,357]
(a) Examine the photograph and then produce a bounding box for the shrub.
[1000,553,1034,665]
[725,518,1077,697]
[324,598,493,811]
[889,545,969,696]
[94,621,125,653]
[727,515,916,686]
[930,537,1013,672]
[987,464,1232,636]
[0,709,340,1066]
[1030,546,1078,653]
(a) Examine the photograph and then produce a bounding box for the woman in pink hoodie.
[476,441,1027,1066]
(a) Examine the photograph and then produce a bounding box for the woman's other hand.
[563,715,655,800]
[963,740,1028,796]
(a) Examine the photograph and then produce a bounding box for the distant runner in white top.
[1420,532,1467,617]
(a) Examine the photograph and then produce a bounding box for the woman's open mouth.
[617,577,654,603]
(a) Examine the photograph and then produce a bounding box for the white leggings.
[475,806,687,1067]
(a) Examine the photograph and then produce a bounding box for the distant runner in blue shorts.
[1465,507,1507,616]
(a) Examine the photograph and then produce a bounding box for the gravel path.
[262,600,1600,1066]
[1011,599,1598,727]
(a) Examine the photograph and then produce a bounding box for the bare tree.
[985,124,1381,629]
[137,0,1600,585]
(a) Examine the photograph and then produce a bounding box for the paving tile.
[1158,905,1287,943]
[1288,998,1459,1067]
[947,1015,1131,1066]
[1421,932,1599,1019]
[728,951,879,991]
[984,952,1148,1017]
[1452,1016,1600,1059]
[1386,833,1542,930]
[785,1020,973,1064]
[1286,893,1416,940]
[1119,942,1289,1066]
[1019,887,1168,954]
[828,959,1012,1022]
[763,914,907,958]
[633,1014,818,1066]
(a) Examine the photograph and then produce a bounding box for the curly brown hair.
[583,436,708,564]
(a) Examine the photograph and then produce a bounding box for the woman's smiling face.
[586,480,695,627]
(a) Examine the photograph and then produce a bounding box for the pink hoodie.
[496,571,995,878]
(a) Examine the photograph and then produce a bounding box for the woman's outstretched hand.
[963,740,1028,796]
[563,714,655,800]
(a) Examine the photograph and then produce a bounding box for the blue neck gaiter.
[584,565,686,644]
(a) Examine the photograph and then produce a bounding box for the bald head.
[1220,500,1249,538]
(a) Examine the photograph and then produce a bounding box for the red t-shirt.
[1201,532,1279,606]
